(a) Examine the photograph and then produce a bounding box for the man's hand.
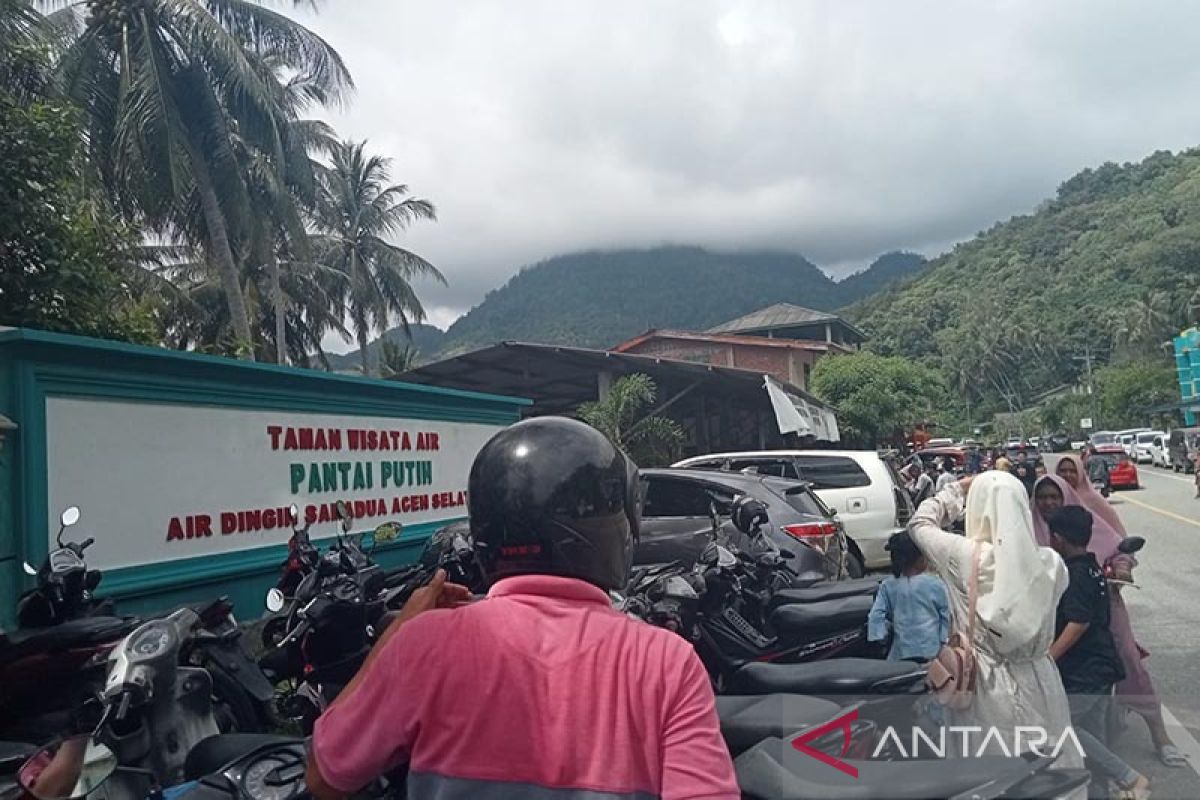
[957,474,976,495]
[380,569,471,643]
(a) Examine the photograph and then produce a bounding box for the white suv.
[671,450,911,570]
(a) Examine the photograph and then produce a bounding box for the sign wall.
[46,397,503,571]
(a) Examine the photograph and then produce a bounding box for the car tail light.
[783,522,840,553]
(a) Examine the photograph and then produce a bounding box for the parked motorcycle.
[2,507,272,742]
[15,608,225,800]
[17,507,111,627]
[258,502,404,733]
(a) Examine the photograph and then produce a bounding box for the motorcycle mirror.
[335,500,353,532]
[19,736,118,800]
[265,588,286,613]
[288,504,299,525]
[699,542,719,567]
[60,506,81,528]
[23,561,37,576]
[1118,536,1145,555]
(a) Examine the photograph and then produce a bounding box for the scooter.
[2,507,273,742]
[15,608,225,800]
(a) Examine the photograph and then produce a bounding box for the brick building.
[613,303,864,392]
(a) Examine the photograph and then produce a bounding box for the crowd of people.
[878,448,1185,800]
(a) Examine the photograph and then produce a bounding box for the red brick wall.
[730,346,791,383]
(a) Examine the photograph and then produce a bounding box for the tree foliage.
[578,374,685,467]
[809,352,946,446]
[851,149,1200,420]
[0,6,154,343]
[1095,362,1179,429]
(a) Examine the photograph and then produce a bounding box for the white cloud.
[292,0,1200,325]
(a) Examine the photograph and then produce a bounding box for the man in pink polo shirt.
[306,417,738,800]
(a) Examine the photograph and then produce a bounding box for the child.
[1047,506,1151,799]
[867,530,951,662]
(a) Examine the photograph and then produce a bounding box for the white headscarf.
[965,470,1065,656]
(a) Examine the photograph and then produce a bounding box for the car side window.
[727,458,796,479]
[792,456,871,489]
[642,478,715,517]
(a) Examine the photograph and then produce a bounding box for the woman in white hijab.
[908,470,1084,784]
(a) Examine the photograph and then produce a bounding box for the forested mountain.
[427,247,926,356]
[850,148,1200,413]
[325,324,446,372]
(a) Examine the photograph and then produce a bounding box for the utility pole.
[1073,345,1098,428]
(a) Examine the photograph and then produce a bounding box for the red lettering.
[305,505,318,524]
[263,508,277,529]
[430,433,440,451]
[328,429,343,450]
[195,515,212,537]
[392,496,403,514]
[221,512,238,535]
[267,425,282,450]
[285,428,299,450]
[367,430,379,449]
[389,431,401,449]
[299,428,313,450]
[167,517,184,542]
[402,432,412,450]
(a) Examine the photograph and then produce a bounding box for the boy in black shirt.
[1047,506,1150,797]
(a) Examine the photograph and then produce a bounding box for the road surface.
[1053,456,1200,798]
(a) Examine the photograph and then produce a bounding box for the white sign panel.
[45,397,504,571]
[1080,418,1093,430]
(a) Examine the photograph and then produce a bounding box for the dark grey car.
[637,468,857,583]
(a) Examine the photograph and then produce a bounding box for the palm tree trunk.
[358,326,371,376]
[188,141,255,359]
[269,253,286,365]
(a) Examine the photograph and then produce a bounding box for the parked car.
[915,446,967,471]
[670,450,909,570]
[1169,427,1200,473]
[1132,430,1166,465]
[1115,428,1150,457]
[1045,432,1072,453]
[1005,443,1043,469]
[1090,446,1140,490]
[638,468,856,580]
[925,437,955,448]
[1088,431,1117,449]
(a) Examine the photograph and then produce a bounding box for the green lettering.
[380,460,393,488]
[308,464,323,493]
[290,464,305,494]
[337,461,352,489]
[353,462,367,491]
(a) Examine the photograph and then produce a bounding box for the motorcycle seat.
[730,658,926,696]
[736,738,1040,800]
[716,695,842,756]
[767,578,881,609]
[768,595,873,637]
[0,616,135,666]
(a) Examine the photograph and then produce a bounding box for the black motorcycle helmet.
[468,416,640,591]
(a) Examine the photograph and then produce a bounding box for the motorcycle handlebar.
[77,538,95,552]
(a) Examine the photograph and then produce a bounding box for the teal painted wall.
[0,328,527,627]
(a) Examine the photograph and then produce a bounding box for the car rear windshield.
[1091,434,1116,446]
[776,484,830,518]
[791,456,871,489]
[1093,453,1128,467]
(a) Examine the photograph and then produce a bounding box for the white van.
[671,450,910,570]
[1116,428,1151,457]
[1133,430,1167,466]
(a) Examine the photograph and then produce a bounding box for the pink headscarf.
[1032,474,1125,564]
[1056,453,1128,536]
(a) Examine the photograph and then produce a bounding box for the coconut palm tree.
[1115,289,1174,357]
[311,139,442,375]
[43,0,352,359]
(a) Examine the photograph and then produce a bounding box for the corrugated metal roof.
[708,303,847,334]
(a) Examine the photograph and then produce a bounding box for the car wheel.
[843,539,866,579]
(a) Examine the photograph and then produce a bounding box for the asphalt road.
[1049,455,1200,798]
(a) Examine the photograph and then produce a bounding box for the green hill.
[849,148,1200,409]
[433,246,926,356]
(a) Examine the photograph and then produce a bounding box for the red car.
[1091,446,1140,491]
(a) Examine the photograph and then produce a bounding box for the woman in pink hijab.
[1057,454,1127,535]
[1033,473,1186,767]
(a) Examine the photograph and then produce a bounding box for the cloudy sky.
[291,1,1200,344]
